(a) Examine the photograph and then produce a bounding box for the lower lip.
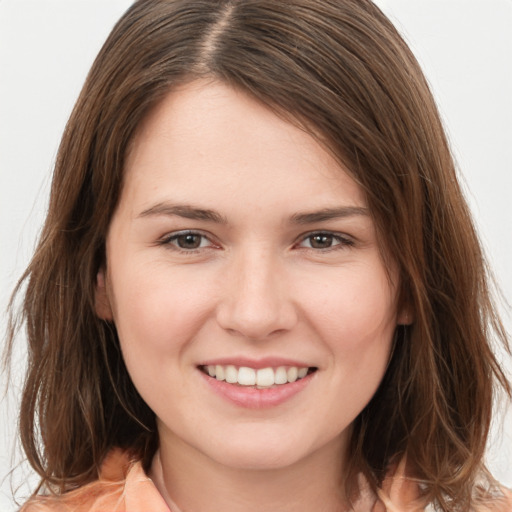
[199,370,315,409]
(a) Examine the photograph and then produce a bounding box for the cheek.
[304,264,397,347]
[315,269,396,418]
[108,262,218,357]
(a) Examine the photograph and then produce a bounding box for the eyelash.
[296,231,355,251]
[158,230,216,253]
[158,230,355,254]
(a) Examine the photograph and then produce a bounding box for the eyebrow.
[138,203,228,224]
[290,206,369,224]
[137,202,369,225]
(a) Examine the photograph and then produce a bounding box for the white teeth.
[238,367,256,386]
[225,365,238,383]
[215,365,225,381]
[274,366,288,385]
[204,364,312,387]
[287,367,298,383]
[256,367,274,387]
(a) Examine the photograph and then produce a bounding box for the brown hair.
[7,0,511,509]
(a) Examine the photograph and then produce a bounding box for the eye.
[160,230,214,251]
[297,232,353,250]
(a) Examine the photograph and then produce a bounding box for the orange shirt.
[20,449,512,512]
[20,449,171,512]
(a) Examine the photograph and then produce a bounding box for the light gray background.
[1,1,511,509]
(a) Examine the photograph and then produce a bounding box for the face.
[97,80,405,473]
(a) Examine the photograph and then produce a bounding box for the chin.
[201,429,333,472]
[214,447,305,471]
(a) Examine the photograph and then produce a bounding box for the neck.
[150,432,349,512]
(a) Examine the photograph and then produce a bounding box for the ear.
[95,269,113,320]
[397,306,413,326]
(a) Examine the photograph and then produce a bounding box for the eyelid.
[294,230,355,250]
[156,229,354,253]
[158,229,219,251]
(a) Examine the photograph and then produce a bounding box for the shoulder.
[19,480,127,512]
[20,449,170,512]
[19,450,137,512]
[362,458,512,512]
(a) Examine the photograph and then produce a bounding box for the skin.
[96,80,409,512]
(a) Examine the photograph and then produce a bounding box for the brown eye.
[176,234,203,249]
[162,231,213,251]
[297,232,352,251]
[309,234,335,249]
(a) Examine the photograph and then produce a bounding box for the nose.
[215,248,298,340]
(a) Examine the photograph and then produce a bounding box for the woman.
[7,1,511,510]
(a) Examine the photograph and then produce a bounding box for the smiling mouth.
[198,365,317,389]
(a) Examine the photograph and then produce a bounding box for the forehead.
[120,80,367,218]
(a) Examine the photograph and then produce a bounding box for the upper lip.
[197,357,315,369]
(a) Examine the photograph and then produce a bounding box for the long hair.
[7,1,510,510]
